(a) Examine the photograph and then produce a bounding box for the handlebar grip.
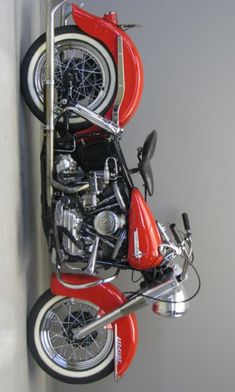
[169,224,181,244]
[182,212,191,232]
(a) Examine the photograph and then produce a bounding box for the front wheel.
[27,290,114,384]
[21,26,117,132]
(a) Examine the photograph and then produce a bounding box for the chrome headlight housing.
[152,285,189,318]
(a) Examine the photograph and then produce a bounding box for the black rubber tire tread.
[27,289,114,384]
[21,25,116,133]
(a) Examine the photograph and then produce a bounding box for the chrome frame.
[60,2,72,26]
[45,0,66,207]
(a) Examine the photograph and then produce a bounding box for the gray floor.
[0,1,48,391]
[1,1,235,392]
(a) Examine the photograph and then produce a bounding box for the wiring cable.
[124,260,201,305]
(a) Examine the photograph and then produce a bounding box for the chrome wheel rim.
[34,40,111,117]
[40,298,113,371]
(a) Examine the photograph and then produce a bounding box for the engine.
[53,150,129,263]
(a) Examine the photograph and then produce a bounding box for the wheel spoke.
[78,342,93,358]
[39,296,113,372]
[68,346,80,362]
[81,77,102,94]
[36,42,109,115]
[53,342,72,350]
[88,333,102,349]
[50,331,65,340]
[80,64,99,85]
[53,314,69,336]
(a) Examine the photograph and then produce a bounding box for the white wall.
[1,1,235,392]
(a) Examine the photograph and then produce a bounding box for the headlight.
[152,285,189,318]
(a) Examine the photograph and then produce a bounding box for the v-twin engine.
[52,146,129,263]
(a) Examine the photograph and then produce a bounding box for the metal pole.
[60,2,72,26]
[45,0,65,207]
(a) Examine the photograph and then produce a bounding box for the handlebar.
[170,213,191,243]
[158,213,193,275]
[182,212,191,233]
[169,223,182,244]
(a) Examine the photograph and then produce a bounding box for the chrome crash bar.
[56,264,119,290]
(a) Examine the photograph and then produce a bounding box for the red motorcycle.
[21,0,199,384]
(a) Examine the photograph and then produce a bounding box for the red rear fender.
[72,4,143,127]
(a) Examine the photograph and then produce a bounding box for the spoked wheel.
[28,290,114,383]
[21,26,116,132]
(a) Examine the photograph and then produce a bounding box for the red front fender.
[50,273,138,379]
[72,4,144,128]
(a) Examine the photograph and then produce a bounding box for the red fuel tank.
[128,188,163,270]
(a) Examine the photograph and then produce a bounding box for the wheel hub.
[63,310,98,348]
[55,55,103,107]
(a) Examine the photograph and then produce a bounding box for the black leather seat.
[138,130,157,196]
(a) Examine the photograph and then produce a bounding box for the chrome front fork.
[73,275,181,340]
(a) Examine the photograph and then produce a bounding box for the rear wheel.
[27,290,114,383]
[21,26,116,132]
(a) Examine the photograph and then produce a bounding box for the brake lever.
[178,234,193,280]
[158,222,182,258]
[158,221,193,268]
[159,243,182,257]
